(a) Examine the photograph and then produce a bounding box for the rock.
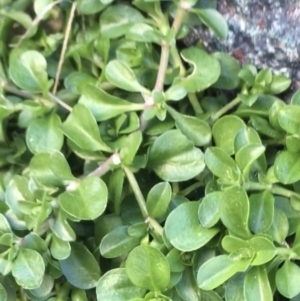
[184,0,300,89]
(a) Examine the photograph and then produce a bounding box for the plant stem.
[86,153,120,178]
[172,4,186,35]
[52,1,77,94]
[188,93,203,114]
[124,167,163,236]
[49,93,72,112]
[170,44,186,75]
[179,181,204,197]
[211,96,241,122]
[154,42,170,92]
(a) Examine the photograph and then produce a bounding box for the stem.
[172,4,186,35]
[179,181,204,197]
[170,44,186,76]
[154,42,170,92]
[87,153,120,178]
[188,93,203,114]
[124,167,163,237]
[49,93,72,112]
[52,1,77,94]
[211,96,241,122]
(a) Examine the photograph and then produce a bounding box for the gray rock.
[184,0,300,87]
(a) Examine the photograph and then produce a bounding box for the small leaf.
[167,105,212,146]
[276,260,300,298]
[77,0,107,14]
[120,131,142,165]
[220,186,251,239]
[249,236,276,265]
[96,268,146,301]
[26,114,64,154]
[12,248,45,289]
[59,176,108,220]
[198,191,222,228]
[125,245,170,291]
[212,115,246,155]
[9,50,49,93]
[100,4,144,38]
[225,273,246,301]
[266,209,289,244]
[274,151,300,184]
[197,255,238,290]
[79,85,144,121]
[146,182,172,219]
[60,242,100,289]
[244,266,272,301]
[50,233,71,260]
[126,23,162,44]
[61,104,111,152]
[148,130,205,182]
[278,105,300,134]
[165,202,219,252]
[100,226,141,259]
[173,48,220,93]
[176,268,201,301]
[105,60,150,94]
[249,191,274,234]
[192,8,228,39]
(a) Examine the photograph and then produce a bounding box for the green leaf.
[79,85,144,121]
[146,182,172,219]
[249,236,276,265]
[204,147,240,184]
[198,191,222,228]
[278,105,300,134]
[248,191,274,234]
[64,72,97,94]
[274,151,300,184]
[167,105,211,146]
[76,0,107,14]
[192,9,228,39]
[197,255,238,290]
[61,104,111,152]
[276,260,300,298]
[26,114,64,154]
[12,248,45,289]
[60,242,100,289]
[220,186,251,239]
[212,53,240,90]
[100,4,144,38]
[0,283,7,301]
[225,273,246,301]
[50,233,71,260]
[120,131,142,165]
[176,268,201,301]
[244,266,272,301]
[9,50,49,93]
[266,209,289,244]
[125,245,170,291]
[100,226,141,259]
[126,23,162,44]
[266,75,291,94]
[105,60,150,94]
[148,130,205,182]
[96,268,147,301]
[173,48,220,93]
[165,202,219,252]
[59,176,108,220]
[250,116,283,139]
[212,115,246,155]
[166,249,185,273]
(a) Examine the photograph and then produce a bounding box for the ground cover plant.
[1,0,300,300]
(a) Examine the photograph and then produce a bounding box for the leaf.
[64,72,97,94]
[125,245,170,291]
[120,131,142,165]
[197,255,238,290]
[277,105,300,134]
[100,226,141,259]
[166,249,185,273]
[100,4,145,38]
[96,268,146,301]
[212,115,246,155]
[76,0,107,14]
[198,191,222,228]
[244,266,273,301]
[176,268,201,301]
[126,23,162,44]
[59,176,108,220]
[60,242,100,289]
[146,182,172,219]
[50,233,71,260]
[248,191,274,234]
[173,48,220,93]
[167,105,212,146]
[212,52,240,90]
[225,273,246,301]
[204,147,241,184]
[12,248,45,289]
[9,50,49,93]
[26,114,64,154]
[220,186,251,239]
[148,130,205,182]
[79,85,144,121]
[274,151,300,184]
[266,209,289,244]
[249,236,276,266]
[276,260,300,298]
[165,202,219,252]
[0,283,7,301]
[61,104,111,152]
[105,60,150,94]
[192,8,228,39]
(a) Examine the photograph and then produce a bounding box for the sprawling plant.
[1,0,300,300]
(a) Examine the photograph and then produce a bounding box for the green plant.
[1,0,300,300]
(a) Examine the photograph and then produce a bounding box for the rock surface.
[184,0,300,86]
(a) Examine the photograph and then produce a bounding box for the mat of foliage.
[1,0,300,301]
